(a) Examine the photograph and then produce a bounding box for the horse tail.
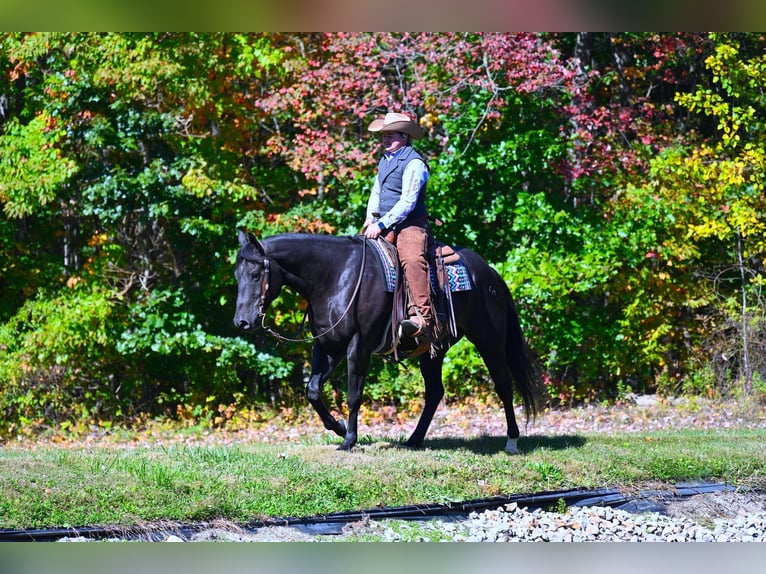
[504,289,544,421]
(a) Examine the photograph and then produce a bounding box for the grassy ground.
[1,395,764,530]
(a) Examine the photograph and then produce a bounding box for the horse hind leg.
[404,354,445,448]
[494,372,523,454]
[468,330,522,454]
[496,370,522,454]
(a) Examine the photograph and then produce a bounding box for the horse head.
[233,230,282,331]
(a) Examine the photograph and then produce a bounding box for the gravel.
[52,490,766,542]
[339,491,766,542]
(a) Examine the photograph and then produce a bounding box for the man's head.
[368,112,424,141]
[379,131,408,154]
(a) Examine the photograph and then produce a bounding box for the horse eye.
[251,272,261,281]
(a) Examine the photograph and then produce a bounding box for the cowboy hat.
[368,112,425,140]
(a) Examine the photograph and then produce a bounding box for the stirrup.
[399,318,426,338]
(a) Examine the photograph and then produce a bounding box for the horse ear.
[238,229,265,255]
[249,233,266,255]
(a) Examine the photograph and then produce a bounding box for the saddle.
[371,237,463,361]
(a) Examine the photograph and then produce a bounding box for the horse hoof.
[337,439,356,451]
[400,440,421,450]
[337,430,356,451]
[335,420,347,437]
[504,437,520,455]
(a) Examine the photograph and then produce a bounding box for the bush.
[0,285,294,438]
[0,286,120,436]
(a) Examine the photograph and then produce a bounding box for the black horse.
[234,230,543,453]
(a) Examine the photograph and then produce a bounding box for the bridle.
[255,258,270,320]
[242,239,368,343]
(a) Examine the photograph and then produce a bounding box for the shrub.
[0,286,120,436]
[0,285,294,437]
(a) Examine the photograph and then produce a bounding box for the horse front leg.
[306,342,347,438]
[337,340,371,451]
[404,354,445,448]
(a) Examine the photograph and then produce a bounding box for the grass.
[1,427,764,530]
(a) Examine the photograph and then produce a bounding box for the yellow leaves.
[687,201,766,244]
[87,231,109,247]
[730,206,765,235]
[680,149,756,193]
[656,137,766,249]
[181,165,258,202]
[679,37,766,153]
[419,112,439,129]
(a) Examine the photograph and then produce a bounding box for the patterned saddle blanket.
[368,237,473,293]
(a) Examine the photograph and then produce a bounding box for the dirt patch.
[662,490,766,524]
[188,525,319,542]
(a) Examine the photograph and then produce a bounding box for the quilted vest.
[377,145,428,224]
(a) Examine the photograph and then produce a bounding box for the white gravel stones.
[386,500,766,542]
[53,491,766,542]
[344,493,766,542]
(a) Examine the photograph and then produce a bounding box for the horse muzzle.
[233,306,263,332]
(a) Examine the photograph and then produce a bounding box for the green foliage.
[526,460,565,488]
[441,338,494,399]
[116,288,293,410]
[363,361,424,405]
[498,181,711,402]
[428,84,565,254]
[0,286,120,435]
[553,497,568,514]
[647,34,766,391]
[0,116,79,218]
[0,283,293,438]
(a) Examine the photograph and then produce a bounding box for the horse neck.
[265,234,354,298]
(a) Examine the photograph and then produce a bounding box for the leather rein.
[248,238,368,343]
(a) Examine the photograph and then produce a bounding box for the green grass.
[1,428,764,530]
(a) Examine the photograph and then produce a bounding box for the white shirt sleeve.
[366,176,381,221]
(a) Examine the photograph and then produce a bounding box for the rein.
[255,238,369,343]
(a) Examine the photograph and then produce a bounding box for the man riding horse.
[361,112,434,345]
[233,111,543,453]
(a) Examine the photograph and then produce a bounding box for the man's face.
[381,131,408,154]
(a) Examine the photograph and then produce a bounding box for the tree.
[647,33,766,394]
[0,33,295,434]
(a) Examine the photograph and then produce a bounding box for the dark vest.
[377,145,428,225]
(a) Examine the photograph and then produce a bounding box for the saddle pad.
[368,238,472,293]
[432,262,473,292]
[369,238,398,291]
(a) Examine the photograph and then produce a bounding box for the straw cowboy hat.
[368,112,425,140]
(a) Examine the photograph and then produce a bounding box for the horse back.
[449,246,506,292]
